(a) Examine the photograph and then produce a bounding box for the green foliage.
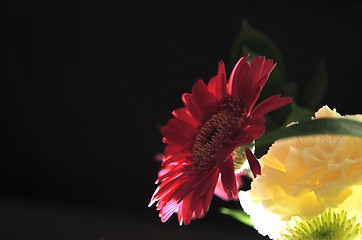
[256,118,362,147]
[284,102,314,125]
[220,207,253,227]
[300,58,328,110]
[231,19,286,73]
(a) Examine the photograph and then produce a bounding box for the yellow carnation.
[239,105,362,239]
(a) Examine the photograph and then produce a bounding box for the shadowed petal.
[244,116,266,140]
[219,156,237,199]
[245,148,261,178]
[172,108,200,127]
[161,119,194,145]
[214,173,243,201]
[191,80,217,113]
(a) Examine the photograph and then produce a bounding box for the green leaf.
[300,58,328,110]
[257,118,362,147]
[220,207,253,227]
[261,63,286,98]
[284,102,314,125]
[241,46,259,62]
[230,19,286,76]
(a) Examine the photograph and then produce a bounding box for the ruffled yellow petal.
[239,105,362,239]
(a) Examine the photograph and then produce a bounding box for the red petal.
[161,118,194,145]
[161,152,189,166]
[201,170,219,213]
[229,59,252,99]
[157,164,182,180]
[260,59,276,79]
[252,95,293,116]
[227,55,249,95]
[244,116,266,140]
[247,80,264,111]
[247,58,277,110]
[194,201,205,218]
[219,156,237,199]
[180,196,193,225]
[245,124,265,140]
[172,108,200,127]
[245,148,261,178]
[250,56,265,81]
[163,144,185,158]
[207,61,227,100]
[159,200,179,222]
[214,145,235,164]
[175,169,219,225]
[214,172,243,201]
[191,80,217,113]
[182,93,203,122]
[162,118,195,137]
[258,62,276,88]
[154,173,187,199]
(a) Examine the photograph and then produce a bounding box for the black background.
[2,2,362,240]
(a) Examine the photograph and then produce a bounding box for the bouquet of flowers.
[148,20,362,239]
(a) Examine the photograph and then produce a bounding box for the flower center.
[191,111,239,170]
[278,209,362,240]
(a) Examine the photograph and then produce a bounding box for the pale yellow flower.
[239,105,362,239]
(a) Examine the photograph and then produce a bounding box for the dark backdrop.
[1,2,362,240]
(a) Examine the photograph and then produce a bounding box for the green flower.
[278,209,361,240]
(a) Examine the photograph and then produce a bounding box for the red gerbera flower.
[149,55,293,225]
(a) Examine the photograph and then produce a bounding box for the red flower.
[149,55,293,225]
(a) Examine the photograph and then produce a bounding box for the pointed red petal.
[250,56,265,81]
[227,55,249,95]
[260,59,276,79]
[229,60,252,99]
[191,80,217,113]
[207,61,227,100]
[174,169,219,225]
[245,148,261,178]
[180,196,193,225]
[172,108,200,127]
[201,170,219,213]
[219,156,237,199]
[161,118,195,140]
[252,95,293,116]
[159,200,179,223]
[163,144,185,158]
[258,61,276,88]
[243,115,266,140]
[214,145,235,164]
[245,123,265,140]
[214,172,243,201]
[247,58,277,111]
[161,152,189,166]
[182,93,203,122]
